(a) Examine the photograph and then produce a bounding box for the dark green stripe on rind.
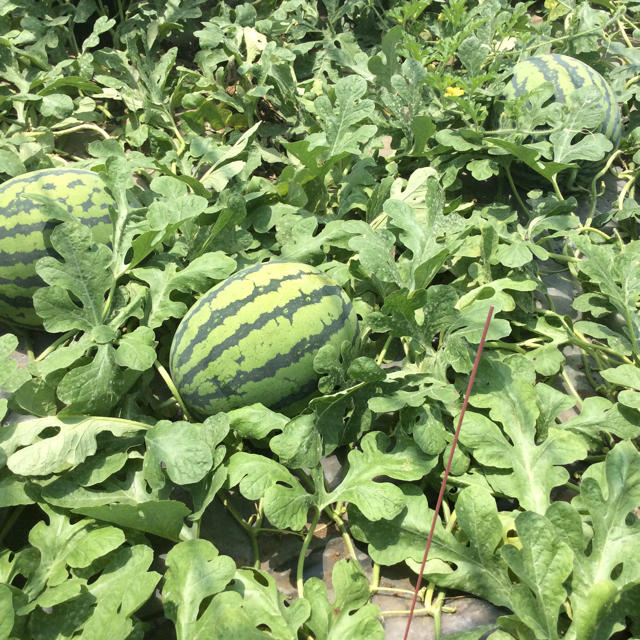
[171,262,312,367]
[0,290,39,328]
[181,294,355,414]
[170,262,358,416]
[549,54,620,145]
[175,283,341,388]
[509,54,621,150]
[0,273,43,288]
[0,167,114,326]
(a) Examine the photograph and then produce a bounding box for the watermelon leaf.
[16,505,126,606]
[162,539,236,640]
[308,75,377,160]
[144,420,214,487]
[114,326,157,371]
[227,452,314,530]
[34,221,114,332]
[501,511,573,640]
[0,334,30,393]
[322,431,437,520]
[56,343,139,415]
[349,484,514,608]
[228,568,311,638]
[549,86,614,166]
[2,415,146,477]
[0,584,13,640]
[270,414,323,470]
[131,252,236,328]
[461,356,588,513]
[571,236,640,360]
[303,559,384,640]
[563,441,640,638]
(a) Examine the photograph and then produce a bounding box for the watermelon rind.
[505,53,622,149]
[170,261,359,417]
[0,167,113,327]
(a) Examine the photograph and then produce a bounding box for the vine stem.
[24,333,34,362]
[577,226,612,240]
[622,305,640,365]
[373,586,421,597]
[297,507,321,598]
[561,369,584,409]
[586,151,622,222]
[24,123,111,140]
[251,499,265,569]
[550,176,564,201]
[154,360,193,421]
[376,335,393,366]
[617,172,636,210]
[293,470,362,569]
[370,563,381,591]
[54,123,111,139]
[433,591,446,640]
[35,330,75,361]
[617,19,634,48]
[504,165,530,216]
[326,504,359,561]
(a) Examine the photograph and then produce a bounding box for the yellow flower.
[444,86,465,98]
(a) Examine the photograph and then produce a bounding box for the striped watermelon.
[504,53,621,149]
[0,168,113,327]
[170,262,358,417]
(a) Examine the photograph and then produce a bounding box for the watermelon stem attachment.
[297,506,320,598]
[154,360,193,421]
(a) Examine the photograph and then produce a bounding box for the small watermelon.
[504,53,621,149]
[170,262,358,417]
[0,168,113,327]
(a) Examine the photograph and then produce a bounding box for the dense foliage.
[0,0,639,638]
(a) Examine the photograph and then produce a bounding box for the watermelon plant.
[0,1,639,640]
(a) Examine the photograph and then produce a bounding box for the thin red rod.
[402,305,494,639]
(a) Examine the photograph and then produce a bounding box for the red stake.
[402,305,494,640]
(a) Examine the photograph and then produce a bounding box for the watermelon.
[170,261,358,417]
[500,53,622,186]
[504,53,621,149]
[0,168,113,327]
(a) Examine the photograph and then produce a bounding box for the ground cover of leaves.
[1,1,640,639]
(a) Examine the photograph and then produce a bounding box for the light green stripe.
[185,292,346,394]
[178,267,323,355]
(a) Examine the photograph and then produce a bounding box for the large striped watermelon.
[504,53,621,148]
[501,53,622,186]
[170,262,358,417]
[0,168,113,327]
